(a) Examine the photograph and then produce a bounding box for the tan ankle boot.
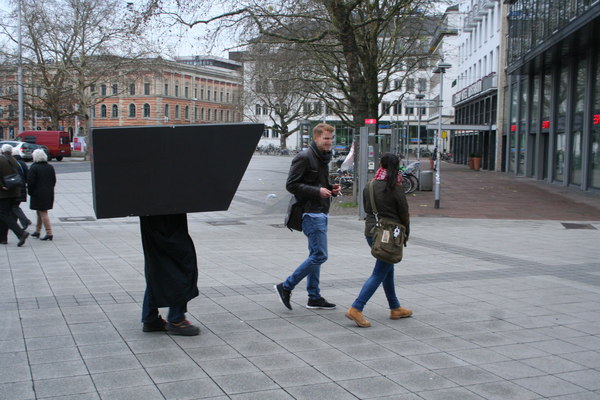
[390,306,413,319]
[345,307,372,327]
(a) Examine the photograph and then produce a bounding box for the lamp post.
[17,0,24,134]
[432,62,451,209]
[415,93,424,161]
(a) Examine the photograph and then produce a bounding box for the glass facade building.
[504,0,600,191]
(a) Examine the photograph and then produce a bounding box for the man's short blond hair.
[313,123,334,138]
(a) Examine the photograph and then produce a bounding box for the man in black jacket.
[275,123,340,310]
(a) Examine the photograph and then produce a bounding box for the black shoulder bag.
[1,155,24,190]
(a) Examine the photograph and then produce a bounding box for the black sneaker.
[142,315,167,332]
[274,283,292,310]
[166,320,200,336]
[306,297,336,310]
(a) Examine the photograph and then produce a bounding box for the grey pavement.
[1,155,599,400]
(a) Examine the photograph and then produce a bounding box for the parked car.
[0,140,37,161]
[31,144,51,160]
[17,130,71,161]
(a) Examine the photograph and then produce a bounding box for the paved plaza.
[1,155,599,400]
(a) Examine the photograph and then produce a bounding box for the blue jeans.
[351,237,401,312]
[141,288,187,324]
[283,213,328,300]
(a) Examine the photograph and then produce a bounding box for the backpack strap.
[368,179,379,222]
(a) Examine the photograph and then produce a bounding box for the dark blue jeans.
[351,236,401,312]
[141,288,186,324]
[283,213,328,300]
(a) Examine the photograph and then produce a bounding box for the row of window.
[90,82,238,104]
[94,103,238,122]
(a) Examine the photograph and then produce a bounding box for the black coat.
[286,141,333,214]
[140,214,199,307]
[14,159,28,203]
[363,179,410,239]
[0,154,21,199]
[28,162,56,210]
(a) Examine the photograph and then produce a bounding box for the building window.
[201,88,204,100]
[101,84,107,96]
[112,104,118,118]
[194,107,198,120]
[100,105,107,118]
[226,110,230,121]
[207,109,211,120]
[185,86,189,98]
[220,91,223,102]
[194,87,198,98]
[214,109,218,121]
[406,78,415,92]
[8,104,14,117]
[220,110,223,120]
[201,108,205,120]
[405,107,414,115]
[164,104,169,120]
[175,105,180,119]
[255,104,261,115]
[418,78,427,92]
[112,84,118,95]
[0,106,3,118]
[143,103,150,118]
[128,104,136,117]
[185,106,189,119]
[214,91,217,101]
[129,83,135,95]
[207,90,211,101]
[226,92,230,102]
[144,83,150,95]
[175,85,179,97]
[164,84,168,96]
[263,129,269,137]
[381,101,391,115]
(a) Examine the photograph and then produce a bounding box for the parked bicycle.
[400,161,420,194]
[329,169,354,190]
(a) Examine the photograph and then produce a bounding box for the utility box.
[419,170,433,191]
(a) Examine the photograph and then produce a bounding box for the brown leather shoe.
[345,307,371,327]
[390,306,413,319]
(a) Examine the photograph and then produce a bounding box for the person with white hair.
[0,143,30,246]
[28,148,56,241]
[11,147,32,230]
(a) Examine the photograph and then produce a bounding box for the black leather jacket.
[286,142,333,214]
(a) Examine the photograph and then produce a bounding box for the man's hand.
[331,184,341,196]
[319,187,333,198]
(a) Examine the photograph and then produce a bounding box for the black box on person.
[91,123,263,219]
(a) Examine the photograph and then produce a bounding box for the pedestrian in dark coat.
[11,148,32,230]
[28,149,56,241]
[0,144,29,246]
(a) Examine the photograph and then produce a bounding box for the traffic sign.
[404,99,439,107]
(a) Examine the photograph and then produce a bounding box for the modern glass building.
[504,0,600,191]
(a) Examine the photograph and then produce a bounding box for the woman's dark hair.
[380,153,400,192]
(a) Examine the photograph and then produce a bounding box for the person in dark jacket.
[0,144,29,246]
[28,149,56,241]
[140,213,201,336]
[275,123,340,310]
[12,148,32,230]
[345,153,412,327]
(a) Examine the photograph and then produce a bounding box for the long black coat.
[28,162,56,211]
[15,159,28,203]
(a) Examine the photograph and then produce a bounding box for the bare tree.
[242,43,319,148]
[0,0,158,135]
[141,0,440,131]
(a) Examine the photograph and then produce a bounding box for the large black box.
[91,123,263,219]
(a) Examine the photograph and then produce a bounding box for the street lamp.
[415,93,424,161]
[432,62,451,209]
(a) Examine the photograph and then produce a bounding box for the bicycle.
[400,161,420,194]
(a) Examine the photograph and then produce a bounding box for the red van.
[17,130,71,161]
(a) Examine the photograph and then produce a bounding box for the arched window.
[184,106,189,119]
[175,105,180,119]
[100,104,107,118]
[207,109,211,120]
[128,104,136,117]
[143,103,150,118]
[112,104,118,118]
[255,104,261,115]
[262,104,268,114]
[164,104,169,119]
[226,110,230,122]
[214,109,218,121]
[201,108,204,120]
[220,110,223,121]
